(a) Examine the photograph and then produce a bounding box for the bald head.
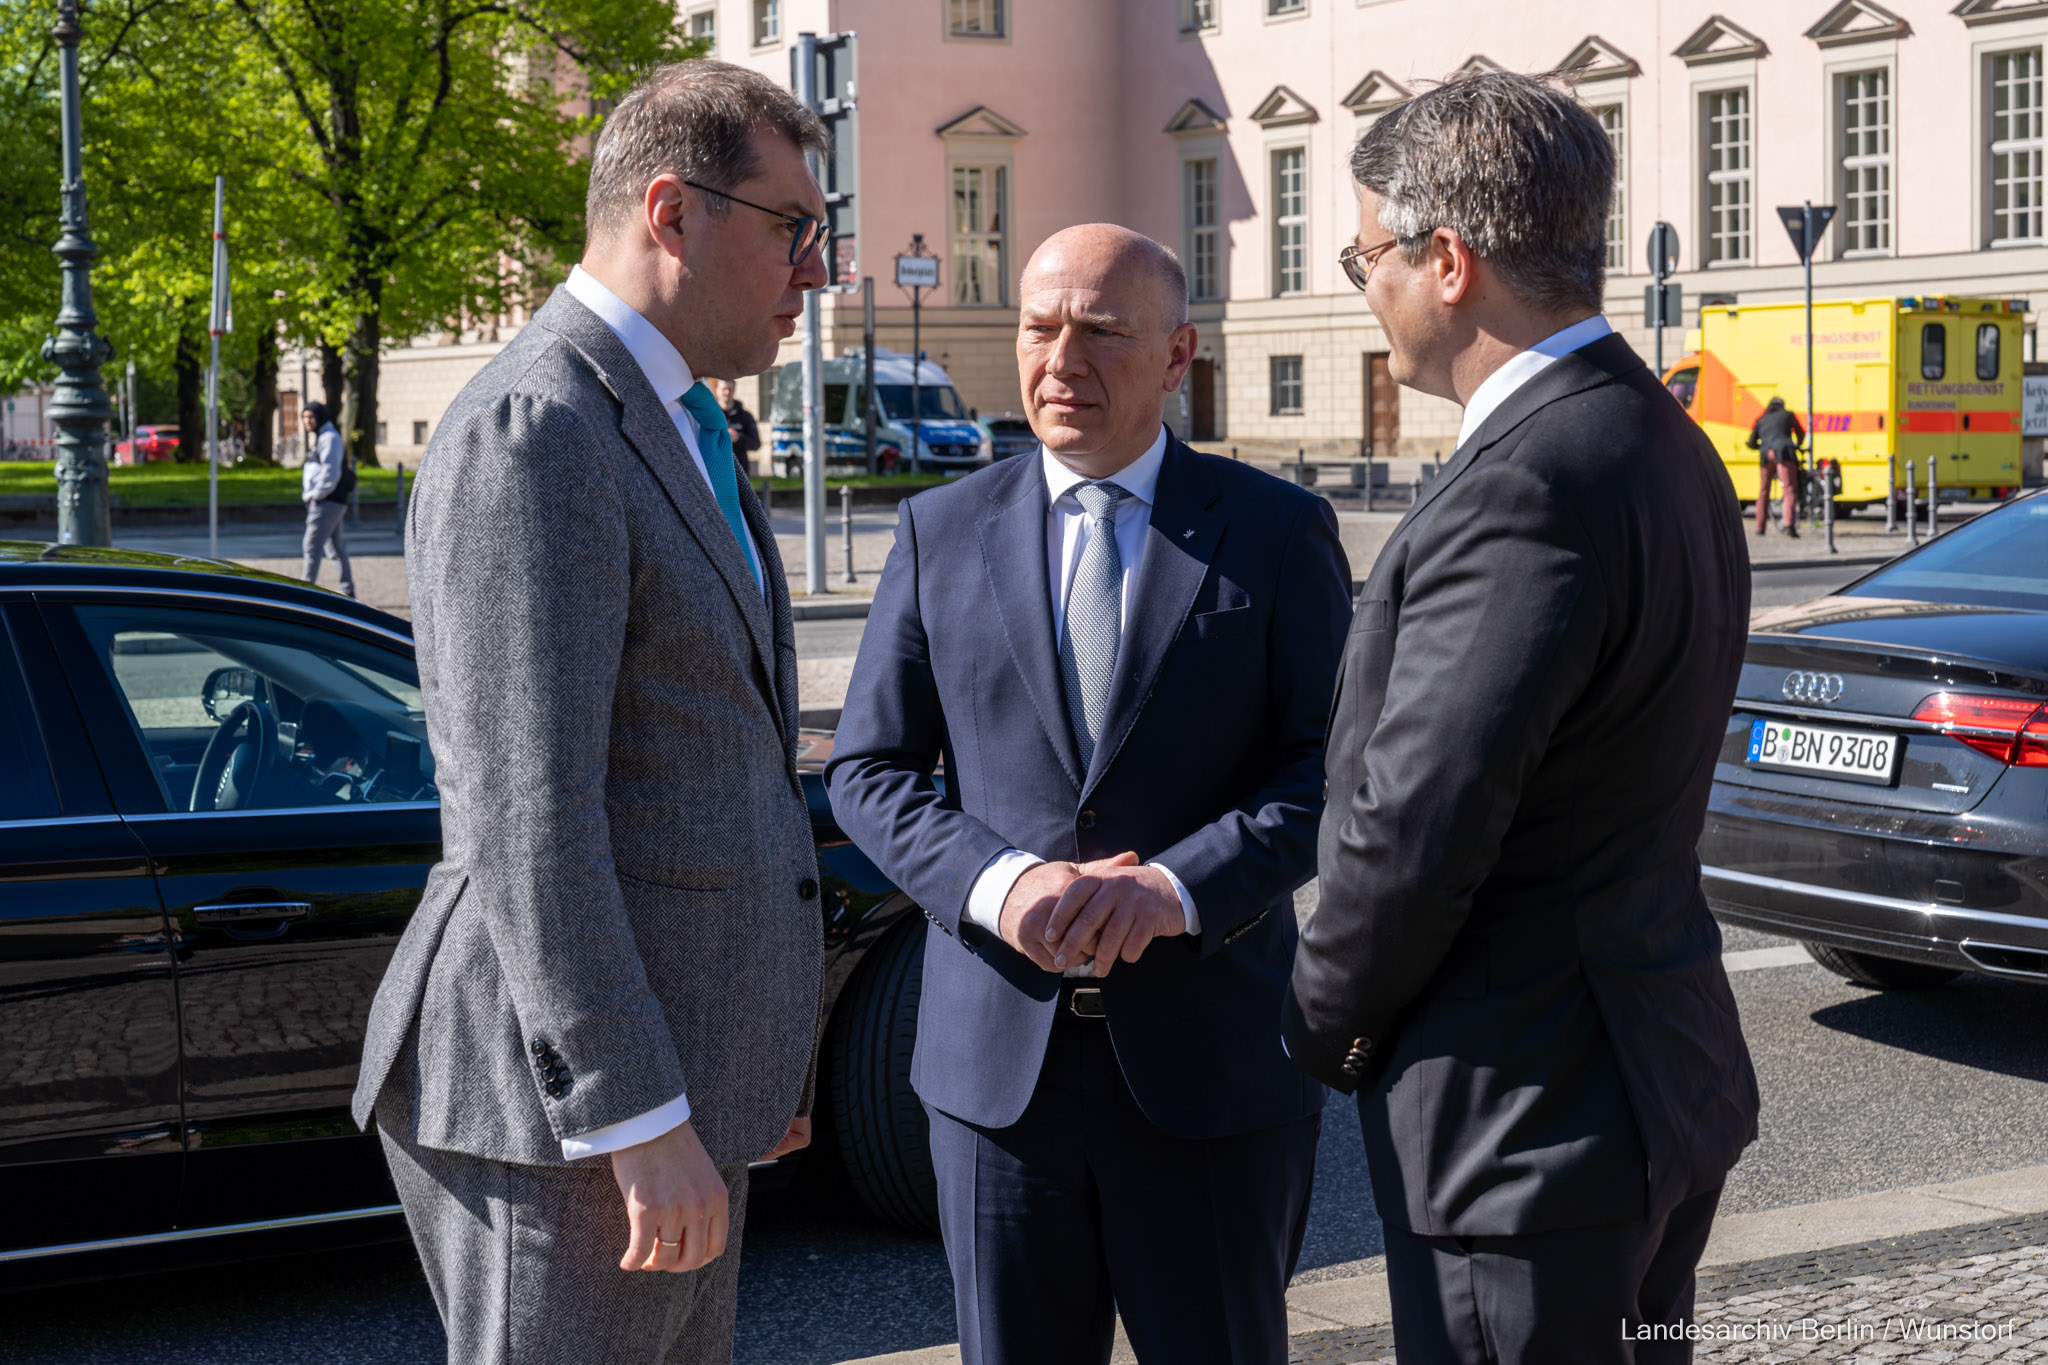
[1015,224,1198,476]
[1021,225,1189,331]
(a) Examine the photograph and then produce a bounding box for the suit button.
[798,877,819,901]
[1353,1037,1373,1054]
[544,1082,563,1098]
[1078,810,1097,830]
[531,1041,547,1057]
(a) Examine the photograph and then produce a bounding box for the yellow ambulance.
[1661,295,2028,509]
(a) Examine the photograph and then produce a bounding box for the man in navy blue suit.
[825,224,1353,1365]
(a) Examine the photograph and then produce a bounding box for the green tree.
[224,0,689,465]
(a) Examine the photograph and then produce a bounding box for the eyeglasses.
[1338,239,1401,292]
[683,180,831,270]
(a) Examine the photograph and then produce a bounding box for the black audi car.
[1701,490,2048,988]
[0,544,936,1286]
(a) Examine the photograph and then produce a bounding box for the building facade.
[343,0,2048,464]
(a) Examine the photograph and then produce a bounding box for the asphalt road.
[11,557,2006,1365]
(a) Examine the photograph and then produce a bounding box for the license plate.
[1747,718,1899,785]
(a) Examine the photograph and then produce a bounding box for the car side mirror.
[202,666,262,722]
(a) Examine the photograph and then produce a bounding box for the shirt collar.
[564,265,695,407]
[1455,314,1613,451]
[1040,425,1170,508]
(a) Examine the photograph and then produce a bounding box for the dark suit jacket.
[1284,333,1761,1237]
[826,434,1352,1139]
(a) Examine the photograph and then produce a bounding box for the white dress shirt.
[962,426,1200,968]
[1453,314,1614,452]
[561,266,765,600]
[553,265,771,1161]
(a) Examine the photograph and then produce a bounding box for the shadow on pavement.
[1808,972,2048,1082]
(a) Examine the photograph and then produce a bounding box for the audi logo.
[1782,671,1846,705]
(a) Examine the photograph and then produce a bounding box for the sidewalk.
[845,1165,2048,1364]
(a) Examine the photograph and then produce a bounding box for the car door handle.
[193,901,313,939]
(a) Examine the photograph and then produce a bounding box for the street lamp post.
[43,0,113,546]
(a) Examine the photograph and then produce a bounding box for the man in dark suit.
[827,224,1352,1365]
[1284,73,1760,1363]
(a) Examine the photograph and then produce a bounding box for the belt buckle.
[1067,986,1106,1019]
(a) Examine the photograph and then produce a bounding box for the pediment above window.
[1164,98,1227,136]
[1340,70,1412,114]
[1455,54,1504,76]
[1806,0,1911,44]
[934,106,1027,140]
[1560,35,1641,80]
[1953,0,2048,24]
[1251,85,1319,128]
[1674,15,1769,65]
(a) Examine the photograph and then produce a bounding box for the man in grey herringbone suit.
[350,62,831,1364]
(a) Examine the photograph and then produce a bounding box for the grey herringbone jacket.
[350,289,822,1169]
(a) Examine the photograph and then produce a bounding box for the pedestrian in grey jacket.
[350,60,831,1365]
[299,401,354,597]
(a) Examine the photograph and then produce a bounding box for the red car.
[114,425,180,465]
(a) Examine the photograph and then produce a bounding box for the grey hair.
[1350,71,1613,314]
[586,59,827,246]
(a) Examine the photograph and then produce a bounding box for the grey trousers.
[379,1118,752,1365]
[303,499,355,597]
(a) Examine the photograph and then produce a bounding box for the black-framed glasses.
[684,179,831,269]
[1338,238,1401,292]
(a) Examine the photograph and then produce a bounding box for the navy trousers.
[1381,1183,1724,1364]
[926,1007,1320,1365]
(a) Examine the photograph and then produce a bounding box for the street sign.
[2024,375,2048,437]
[895,255,940,289]
[1777,204,1837,262]
[1646,222,1679,280]
[1644,282,1683,330]
[794,32,857,291]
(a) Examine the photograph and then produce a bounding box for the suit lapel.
[978,458,1086,792]
[1085,439,1223,796]
[1395,331,1642,533]
[735,471,799,749]
[533,293,779,704]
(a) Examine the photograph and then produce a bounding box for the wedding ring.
[657,1235,681,1248]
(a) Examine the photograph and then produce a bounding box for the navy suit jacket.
[825,434,1352,1139]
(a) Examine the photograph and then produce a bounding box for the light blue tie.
[677,381,762,589]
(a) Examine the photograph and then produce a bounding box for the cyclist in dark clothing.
[1747,396,1805,537]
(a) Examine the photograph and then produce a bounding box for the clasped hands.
[997,850,1184,976]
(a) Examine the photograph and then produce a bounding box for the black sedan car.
[0,544,936,1285]
[1701,490,2048,988]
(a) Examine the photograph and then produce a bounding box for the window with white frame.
[685,5,715,48]
[1181,0,1217,32]
[1990,49,2045,246]
[1268,0,1305,14]
[949,0,1004,38]
[1270,356,1304,415]
[1185,159,1220,301]
[753,0,779,46]
[1702,88,1753,266]
[1595,104,1626,271]
[1838,70,1890,255]
[1272,147,1307,295]
[951,165,1009,305]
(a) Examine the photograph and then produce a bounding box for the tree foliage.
[0,0,692,461]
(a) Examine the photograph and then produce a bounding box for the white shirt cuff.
[965,847,1045,937]
[1148,862,1200,936]
[559,1091,692,1160]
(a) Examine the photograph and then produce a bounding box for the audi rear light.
[1911,693,2048,766]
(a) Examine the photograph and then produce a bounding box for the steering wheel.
[190,700,281,812]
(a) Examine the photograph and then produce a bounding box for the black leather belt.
[1058,982,1107,1019]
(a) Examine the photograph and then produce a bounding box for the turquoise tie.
[678,381,762,590]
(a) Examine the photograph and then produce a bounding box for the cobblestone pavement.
[1286,1213,2048,1362]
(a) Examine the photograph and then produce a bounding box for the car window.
[0,616,57,820]
[74,604,436,814]
[876,385,967,421]
[1977,323,2001,382]
[1921,322,1946,381]
[1845,495,2048,612]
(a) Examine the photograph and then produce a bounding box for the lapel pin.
[1183,529,1195,539]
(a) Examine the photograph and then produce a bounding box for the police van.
[769,349,989,478]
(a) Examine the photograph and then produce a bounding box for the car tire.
[1801,941,1962,988]
[826,915,940,1235]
